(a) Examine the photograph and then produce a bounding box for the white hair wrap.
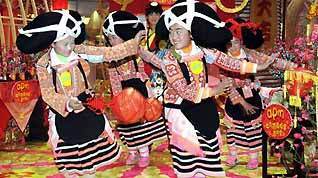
[18,10,82,42]
[163,0,225,31]
[103,11,142,37]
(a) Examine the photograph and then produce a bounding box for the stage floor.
[0,130,286,178]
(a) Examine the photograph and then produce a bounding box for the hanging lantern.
[52,0,68,10]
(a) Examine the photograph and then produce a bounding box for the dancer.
[138,1,273,177]
[101,11,167,168]
[223,17,297,169]
[16,10,144,177]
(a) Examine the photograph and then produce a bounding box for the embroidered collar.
[173,41,203,62]
[50,48,79,67]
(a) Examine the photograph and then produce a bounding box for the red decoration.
[108,88,146,125]
[52,0,68,10]
[226,18,260,40]
[11,81,37,103]
[85,97,106,115]
[262,104,292,139]
[286,80,313,97]
[144,98,162,122]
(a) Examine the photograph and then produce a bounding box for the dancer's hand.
[241,100,259,115]
[251,117,261,127]
[68,97,85,113]
[210,77,233,96]
[257,58,274,71]
[223,116,234,128]
[135,30,146,44]
[100,131,114,144]
[138,47,154,62]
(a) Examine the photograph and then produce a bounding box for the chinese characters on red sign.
[262,104,292,139]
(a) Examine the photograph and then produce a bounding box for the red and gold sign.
[11,81,35,103]
[262,104,292,139]
[0,80,40,132]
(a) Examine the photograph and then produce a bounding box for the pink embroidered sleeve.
[137,60,150,81]
[141,53,162,69]
[246,49,297,70]
[207,49,257,74]
[74,39,138,62]
[228,89,244,105]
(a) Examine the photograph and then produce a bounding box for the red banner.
[0,80,40,132]
[262,104,293,139]
[0,80,40,103]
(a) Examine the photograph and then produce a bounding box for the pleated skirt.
[168,131,225,177]
[54,137,121,175]
[226,119,262,151]
[117,117,167,150]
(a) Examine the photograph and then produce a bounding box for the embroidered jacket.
[37,39,139,117]
[107,57,149,96]
[36,53,90,117]
[143,47,259,104]
[222,48,297,104]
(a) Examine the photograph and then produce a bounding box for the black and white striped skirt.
[49,109,121,176]
[54,137,121,175]
[226,119,262,151]
[169,131,225,177]
[117,117,167,150]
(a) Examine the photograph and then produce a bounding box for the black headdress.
[103,11,145,42]
[155,0,232,52]
[16,10,85,54]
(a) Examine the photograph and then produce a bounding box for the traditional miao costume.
[141,1,264,177]
[221,18,298,168]
[102,11,167,163]
[16,10,140,175]
[143,1,165,76]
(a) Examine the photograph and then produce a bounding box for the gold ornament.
[113,0,134,11]
[86,10,103,41]
[307,3,318,20]
[215,0,249,13]
[159,40,168,50]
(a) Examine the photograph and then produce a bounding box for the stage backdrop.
[109,0,235,21]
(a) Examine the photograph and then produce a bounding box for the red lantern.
[109,88,146,125]
[144,98,163,122]
[52,0,68,10]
